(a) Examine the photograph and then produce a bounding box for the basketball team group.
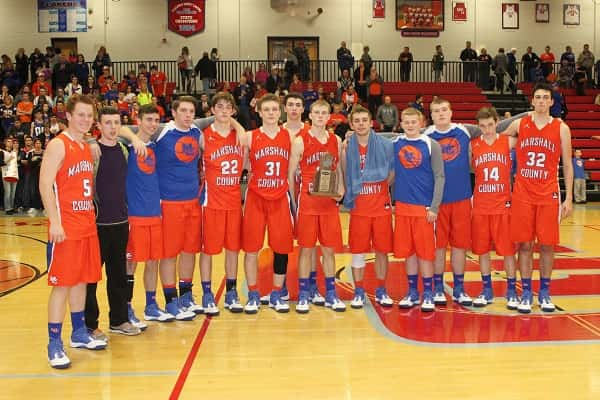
[41,81,572,368]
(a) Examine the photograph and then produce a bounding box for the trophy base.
[309,191,339,198]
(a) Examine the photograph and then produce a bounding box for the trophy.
[311,153,338,197]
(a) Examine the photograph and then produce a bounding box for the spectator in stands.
[74,54,89,85]
[558,60,574,89]
[398,46,413,82]
[31,72,52,97]
[255,63,269,86]
[573,63,587,95]
[137,64,151,83]
[177,46,193,92]
[100,76,114,95]
[550,83,566,119]
[194,52,217,94]
[149,65,167,103]
[354,60,368,101]
[289,73,303,93]
[477,48,492,90]
[360,46,373,73]
[337,41,354,72]
[82,75,98,95]
[242,66,254,87]
[341,85,358,113]
[560,46,576,67]
[34,87,53,108]
[233,75,254,129]
[15,48,28,88]
[540,46,556,79]
[336,69,353,101]
[367,68,384,117]
[432,45,444,82]
[265,66,282,93]
[1,137,19,214]
[294,42,310,81]
[327,103,349,139]
[408,94,425,116]
[64,76,82,97]
[137,83,152,106]
[0,96,16,138]
[1,85,13,104]
[376,96,398,132]
[460,41,478,83]
[577,44,595,88]
[97,66,112,87]
[507,49,518,94]
[16,93,33,131]
[284,49,299,86]
[521,46,540,83]
[493,48,508,94]
[28,48,44,83]
[302,82,318,118]
[24,138,44,214]
[93,46,111,81]
[573,149,586,204]
[52,54,74,92]
[151,97,166,122]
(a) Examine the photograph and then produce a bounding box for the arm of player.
[464,112,528,138]
[335,136,345,201]
[39,139,66,243]
[429,140,445,223]
[288,136,304,213]
[560,122,574,220]
[192,116,215,131]
[118,126,147,157]
[340,142,348,195]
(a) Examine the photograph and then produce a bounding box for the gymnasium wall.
[2,0,600,62]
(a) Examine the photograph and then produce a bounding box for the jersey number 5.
[83,179,91,197]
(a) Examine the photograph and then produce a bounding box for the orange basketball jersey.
[202,125,244,210]
[471,134,512,215]
[352,144,392,217]
[513,116,562,204]
[52,132,96,238]
[247,127,291,200]
[297,129,339,215]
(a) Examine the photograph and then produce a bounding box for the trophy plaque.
[310,153,338,197]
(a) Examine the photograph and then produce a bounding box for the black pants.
[368,95,382,118]
[400,65,411,82]
[85,222,129,329]
[463,63,476,82]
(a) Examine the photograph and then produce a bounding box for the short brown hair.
[349,104,371,121]
[172,95,197,111]
[309,99,331,112]
[284,92,304,105]
[257,94,280,110]
[66,93,95,113]
[98,106,120,121]
[475,107,499,122]
[210,91,236,108]
[430,97,451,109]
[139,104,160,118]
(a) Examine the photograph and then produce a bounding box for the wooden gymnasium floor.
[1,204,600,399]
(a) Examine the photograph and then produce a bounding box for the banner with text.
[168,0,206,37]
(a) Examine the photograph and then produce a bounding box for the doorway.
[51,38,78,59]
[267,36,319,81]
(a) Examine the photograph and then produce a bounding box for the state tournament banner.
[38,0,87,33]
[168,0,205,37]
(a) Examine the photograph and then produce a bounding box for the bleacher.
[518,82,600,195]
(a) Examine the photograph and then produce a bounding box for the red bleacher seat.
[581,149,600,158]
[590,171,600,181]
[572,139,600,148]
[571,130,599,138]
[584,160,600,169]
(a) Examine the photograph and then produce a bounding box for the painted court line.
[169,277,226,400]
[0,371,178,379]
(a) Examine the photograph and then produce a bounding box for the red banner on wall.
[452,1,467,21]
[168,0,205,37]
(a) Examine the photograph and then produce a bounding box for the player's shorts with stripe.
[161,199,202,258]
[47,235,101,286]
[203,207,242,255]
[435,198,471,250]
[296,213,343,251]
[510,197,560,245]
[348,214,393,254]
[127,216,163,262]
[242,190,294,254]
[393,202,436,261]
[471,213,516,256]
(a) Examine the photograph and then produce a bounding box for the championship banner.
[168,0,205,37]
[452,1,467,21]
[373,0,386,18]
[38,0,87,33]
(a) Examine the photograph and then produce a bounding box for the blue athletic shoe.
[280,286,290,301]
[128,304,148,330]
[375,286,394,307]
[201,292,220,316]
[296,290,310,314]
[224,289,244,313]
[506,288,519,310]
[518,290,533,314]
[179,291,204,314]
[70,327,107,350]
[398,290,420,309]
[473,288,494,307]
[309,284,325,306]
[144,303,175,322]
[350,287,366,309]
[421,291,435,312]
[166,298,196,321]
[48,340,71,369]
[433,286,447,305]
[244,290,261,314]
[538,289,556,312]
[269,290,290,313]
[452,287,473,306]
[325,290,346,312]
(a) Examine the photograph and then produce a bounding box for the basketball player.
[288,100,346,313]
[502,82,574,313]
[394,108,444,312]
[471,107,517,309]
[123,104,177,323]
[199,92,246,315]
[341,105,395,309]
[41,94,106,369]
[242,94,295,313]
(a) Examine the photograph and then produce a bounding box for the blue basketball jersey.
[393,134,435,207]
[126,142,161,217]
[155,121,201,201]
[424,123,471,203]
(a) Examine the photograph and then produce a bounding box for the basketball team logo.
[137,148,156,174]
[398,145,423,169]
[438,137,461,161]
[174,136,199,163]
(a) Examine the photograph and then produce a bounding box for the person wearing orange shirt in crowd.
[31,72,53,97]
[341,85,359,113]
[97,66,112,87]
[16,93,34,129]
[149,65,167,102]
[151,97,166,122]
[100,77,113,95]
[540,45,556,79]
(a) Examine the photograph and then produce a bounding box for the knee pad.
[273,252,288,275]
